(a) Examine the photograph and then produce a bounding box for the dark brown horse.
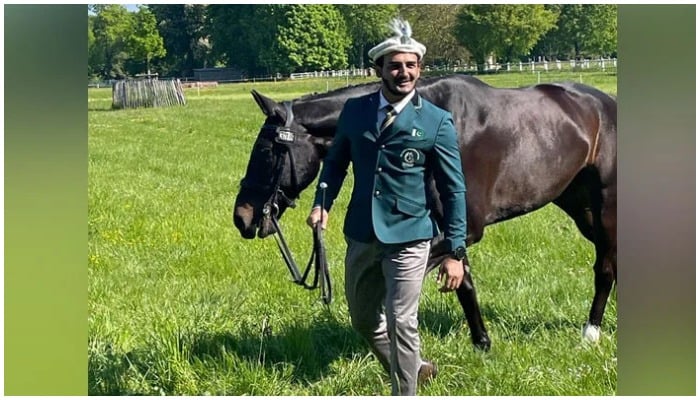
[233,74,617,349]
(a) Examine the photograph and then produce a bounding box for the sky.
[88,4,140,15]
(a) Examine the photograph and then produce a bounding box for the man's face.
[377,52,421,102]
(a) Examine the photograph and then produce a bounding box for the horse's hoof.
[582,322,601,342]
[472,335,491,352]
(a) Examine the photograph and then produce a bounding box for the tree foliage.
[277,5,351,73]
[399,5,470,66]
[89,4,168,78]
[585,5,617,57]
[88,16,98,78]
[90,4,134,78]
[454,5,558,70]
[208,5,350,75]
[87,4,617,80]
[544,5,617,59]
[148,4,212,77]
[128,6,166,74]
[207,5,288,76]
[337,5,398,69]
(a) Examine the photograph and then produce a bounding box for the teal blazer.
[313,91,467,253]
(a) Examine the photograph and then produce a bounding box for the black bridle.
[241,101,332,305]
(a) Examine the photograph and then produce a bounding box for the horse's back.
[417,76,616,232]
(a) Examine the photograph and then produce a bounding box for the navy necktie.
[380,105,397,132]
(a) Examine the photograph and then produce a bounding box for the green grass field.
[88,71,617,395]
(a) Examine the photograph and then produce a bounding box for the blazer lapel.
[380,94,423,142]
[359,92,381,142]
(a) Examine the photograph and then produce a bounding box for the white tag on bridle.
[277,129,295,143]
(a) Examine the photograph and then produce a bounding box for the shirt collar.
[378,89,416,114]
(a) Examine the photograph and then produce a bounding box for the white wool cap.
[368,18,426,63]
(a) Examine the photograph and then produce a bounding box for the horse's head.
[234,90,332,239]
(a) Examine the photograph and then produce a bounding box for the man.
[307,18,467,396]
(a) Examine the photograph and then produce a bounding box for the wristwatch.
[449,246,466,261]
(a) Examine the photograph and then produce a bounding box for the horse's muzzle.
[233,203,257,239]
[233,203,277,239]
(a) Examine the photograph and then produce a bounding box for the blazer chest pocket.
[394,196,426,217]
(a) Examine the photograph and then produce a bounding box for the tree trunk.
[475,54,486,73]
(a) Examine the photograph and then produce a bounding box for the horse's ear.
[251,90,281,117]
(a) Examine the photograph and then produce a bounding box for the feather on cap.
[368,18,426,63]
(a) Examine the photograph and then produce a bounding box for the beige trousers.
[344,236,431,396]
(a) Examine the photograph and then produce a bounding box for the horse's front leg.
[455,255,491,351]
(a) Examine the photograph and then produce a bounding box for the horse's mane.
[298,74,498,100]
[298,80,381,103]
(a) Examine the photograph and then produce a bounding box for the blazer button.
[380,144,386,149]
[377,167,383,173]
[374,190,380,196]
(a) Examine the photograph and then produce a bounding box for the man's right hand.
[306,206,329,230]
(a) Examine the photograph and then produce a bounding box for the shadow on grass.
[419,299,612,346]
[189,315,366,384]
[89,301,610,395]
[88,342,148,396]
[419,305,469,338]
[89,316,368,395]
[480,301,617,340]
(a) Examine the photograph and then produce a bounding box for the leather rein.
[242,101,332,305]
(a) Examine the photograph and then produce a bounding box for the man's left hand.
[436,258,464,292]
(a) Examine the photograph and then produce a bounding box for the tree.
[533,5,617,60]
[399,5,470,67]
[207,5,289,76]
[454,5,558,71]
[277,5,351,73]
[148,4,213,77]
[128,6,166,75]
[88,16,95,52]
[583,4,617,56]
[90,4,134,79]
[88,15,99,79]
[337,5,398,69]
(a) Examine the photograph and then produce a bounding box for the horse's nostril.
[233,212,246,231]
[233,204,259,239]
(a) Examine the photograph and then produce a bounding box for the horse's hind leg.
[456,254,491,350]
[554,168,617,342]
[584,184,617,341]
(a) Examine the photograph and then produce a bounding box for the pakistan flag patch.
[411,128,425,138]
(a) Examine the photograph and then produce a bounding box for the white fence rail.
[290,68,374,80]
[482,57,617,73]
[289,58,617,80]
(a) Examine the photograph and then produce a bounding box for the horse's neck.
[294,84,380,138]
[294,99,342,138]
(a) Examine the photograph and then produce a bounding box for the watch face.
[453,246,466,259]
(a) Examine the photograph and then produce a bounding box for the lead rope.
[301,223,332,304]
[269,213,332,305]
[262,100,332,305]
